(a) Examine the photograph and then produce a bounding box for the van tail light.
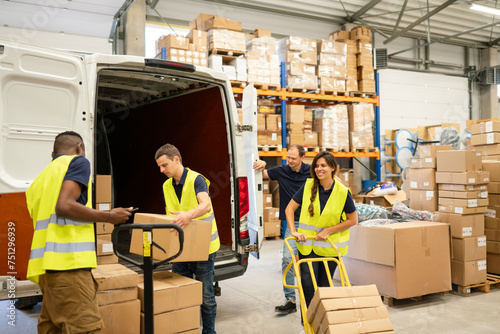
[238,177,249,239]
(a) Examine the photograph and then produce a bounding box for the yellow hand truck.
[282,236,351,334]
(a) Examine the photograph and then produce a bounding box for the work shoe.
[275,299,297,313]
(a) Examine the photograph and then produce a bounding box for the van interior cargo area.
[94,69,235,258]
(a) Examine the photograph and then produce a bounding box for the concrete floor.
[2,239,500,333]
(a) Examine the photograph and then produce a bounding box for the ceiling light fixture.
[470,3,500,16]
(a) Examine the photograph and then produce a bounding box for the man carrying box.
[155,143,220,334]
[26,131,133,333]
[253,144,311,314]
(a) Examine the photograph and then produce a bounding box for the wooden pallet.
[321,147,350,153]
[287,87,319,94]
[453,273,500,296]
[381,291,450,307]
[209,48,246,57]
[253,83,280,91]
[349,91,377,98]
[264,235,281,240]
[320,90,346,96]
[351,147,377,152]
[230,80,247,88]
[304,146,320,152]
[258,145,282,151]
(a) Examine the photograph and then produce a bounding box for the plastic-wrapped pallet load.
[278,36,318,91]
[247,35,280,88]
[313,105,349,150]
[480,160,500,275]
[330,30,358,92]
[348,103,374,150]
[316,40,347,93]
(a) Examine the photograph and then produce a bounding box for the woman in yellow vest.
[285,151,358,309]
[155,143,220,334]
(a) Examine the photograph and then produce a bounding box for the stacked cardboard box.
[263,179,280,236]
[286,105,305,147]
[471,120,500,160]
[138,271,202,334]
[337,168,357,194]
[317,40,347,93]
[347,103,374,149]
[95,175,118,265]
[329,30,358,92]
[350,26,375,92]
[278,36,318,91]
[257,100,281,146]
[313,105,349,150]
[482,160,500,274]
[306,285,393,334]
[93,264,141,334]
[408,145,451,211]
[247,32,280,88]
[435,150,489,286]
[155,34,208,67]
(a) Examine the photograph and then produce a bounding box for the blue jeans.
[172,252,217,334]
[282,220,299,302]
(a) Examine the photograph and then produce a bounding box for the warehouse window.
[145,22,189,58]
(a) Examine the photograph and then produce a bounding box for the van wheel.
[15,296,43,310]
[214,282,221,296]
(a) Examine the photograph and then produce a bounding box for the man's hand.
[291,231,306,242]
[170,210,194,229]
[108,207,133,225]
[253,160,266,171]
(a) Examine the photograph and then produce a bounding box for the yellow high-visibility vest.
[297,178,350,257]
[163,169,220,254]
[26,155,95,284]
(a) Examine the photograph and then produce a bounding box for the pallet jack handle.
[112,223,184,334]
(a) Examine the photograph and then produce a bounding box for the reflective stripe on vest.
[297,178,350,257]
[26,155,96,284]
[163,168,220,254]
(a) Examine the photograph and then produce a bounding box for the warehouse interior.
[2,0,500,333]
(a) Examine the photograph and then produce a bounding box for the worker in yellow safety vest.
[285,151,358,311]
[155,143,220,334]
[26,131,133,333]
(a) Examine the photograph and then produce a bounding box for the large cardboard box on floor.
[341,221,451,299]
[100,299,141,334]
[130,213,211,262]
[436,213,484,238]
[452,236,487,261]
[137,271,202,315]
[436,150,482,172]
[451,260,487,286]
[141,306,200,334]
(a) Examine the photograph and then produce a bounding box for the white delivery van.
[0,40,263,306]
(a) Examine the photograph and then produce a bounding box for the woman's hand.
[315,229,330,241]
[292,231,306,242]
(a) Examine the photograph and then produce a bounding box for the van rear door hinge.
[236,124,252,135]
[243,244,258,252]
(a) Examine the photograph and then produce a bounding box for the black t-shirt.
[293,181,356,216]
[171,168,208,203]
[54,155,91,205]
[267,163,311,221]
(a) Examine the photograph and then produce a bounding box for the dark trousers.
[298,251,338,308]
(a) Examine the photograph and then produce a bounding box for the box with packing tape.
[436,150,482,172]
[130,213,211,262]
[435,171,490,185]
[408,168,436,190]
[451,259,487,286]
[471,120,500,135]
[409,189,437,212]
[436,213,484,239]
[452,236,487,262]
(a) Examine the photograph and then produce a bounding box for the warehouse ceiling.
[2,0,500,49]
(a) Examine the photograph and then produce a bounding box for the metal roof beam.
[392,0,409,35]
[348,0,383,22]
[384,0,459,45]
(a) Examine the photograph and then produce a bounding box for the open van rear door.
[0,40,90,280]
[242,84,263,259]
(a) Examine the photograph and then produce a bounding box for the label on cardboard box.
[480,191,488,198]
[411,182,417,188]
[102,243,114,253]
[469,178,476,183]
[488,133,494,144]
[486,121,493,133]
[98,203,111,211]
[468,199,478,208]
[478,260,487,271]
[425,158,432,163]
[455,207,464,214]
[463,227,472,237]
[478,237,487,247]
[426,191,434,199]
[486,209,496,218]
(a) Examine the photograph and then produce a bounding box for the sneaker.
[275,299,297,313]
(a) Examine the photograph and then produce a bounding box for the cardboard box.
[96,175,112,203]
[141,306,200,334]
[157,35,190,50]
[263,193,273,207]
[97,254,119,265]
[474,144,500,157]
[486,206,500,219]
[409,189,437,211]
[417,145,452,158]
[410,157,436,169]
[439,190,487,199]
[451,260,487,286]
[490,194,500,206]
[435,171,490,185]
[452,236,487,261]
[286,105,305,124]
[438,197,488,208]
[359,190,406,208]
[93,264,139,291]
[262,180,270,194]
[408,168,436,190]
[130,214,211,262]
[436,213,484,238]
[337,168,356,193]
[488,182,500,194]
[263,207,280,222]
[439,183,488,192]
[98,287,138,306]
[342,222,451,299]
[436,150,482,172]
[254,28,271,37]
[438,205,487,215]
[100,299,140,334]
[264,221,281,237]
[487,252,500,274]
[320,306,389,328]
[324,318,393,334]
[482,160,500,181]
[471,120,500,135]
[266,114,281,131]
[96,222,114,235]
[471,133,500,146]
[97,237,114,256]
[485,217,500,229]
[487,240,500,254]
[137,271,202,315]
[304,131,318,146]
[267,131,281,145]
[329,30,350,41]
[485,229,500,242]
